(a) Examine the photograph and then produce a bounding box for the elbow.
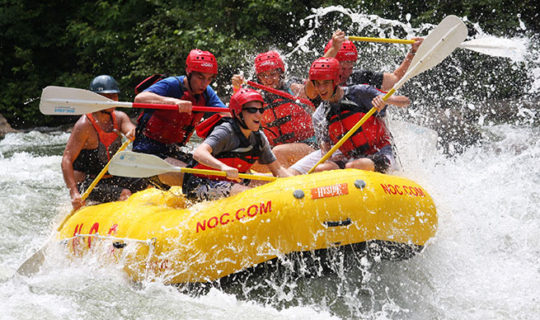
[133,94,143,104]
[192,150,202,163]
[193,146,207,163]
[61,156,71,172]
[134,92,149,103]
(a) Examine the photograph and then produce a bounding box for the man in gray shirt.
[290,57,410,174]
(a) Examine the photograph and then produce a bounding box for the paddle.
[109,151,277,182]
[246,80,315,108]
[17,139,133,276]
[307,15,467,174]
[40,86,228,115]
[348,36,518,58]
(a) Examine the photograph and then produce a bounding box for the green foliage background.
[1,0,538,128]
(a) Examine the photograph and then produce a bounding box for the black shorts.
[78,176,149,203]
[182,174,249,202]
[336,146,393,173]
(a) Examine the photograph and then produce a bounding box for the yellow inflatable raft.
[56,169,437,284]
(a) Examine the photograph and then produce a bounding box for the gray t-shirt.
[204,121,277,165]
[312,84,384,145]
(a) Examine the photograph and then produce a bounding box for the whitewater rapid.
[0,121,537,319]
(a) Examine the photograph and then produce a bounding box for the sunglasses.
[243,107,264,114]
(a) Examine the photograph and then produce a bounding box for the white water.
[1,9,539,320]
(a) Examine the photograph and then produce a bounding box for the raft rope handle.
[63,233,158,280]
[62,233,155,246]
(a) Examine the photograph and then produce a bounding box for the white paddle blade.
[17,246,47,276]
[109,151,180,178]
[400,15,467,87]
[460,37,527,60]
[39,86,131,115]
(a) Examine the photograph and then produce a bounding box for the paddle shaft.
[348,36,415,44]
[180,167,276,182]
[348,36,512,51]
[247,81,315,108]
[44,98,226,113]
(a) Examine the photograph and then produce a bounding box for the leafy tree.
[0,0,537,128]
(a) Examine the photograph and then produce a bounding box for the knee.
[314,162,339,172]
[119,189,132,201]
[272,145,289,159]
[346,159,375,171]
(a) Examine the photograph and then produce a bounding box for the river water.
[1,8,539,320]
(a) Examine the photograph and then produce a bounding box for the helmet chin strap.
[186,73,193,91]
[235,112,248,129]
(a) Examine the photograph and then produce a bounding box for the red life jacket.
[141,90,206,145]
[193,118,263,182]
[261,97,315,146]
[327,100,390,158]
[86,112,121,161]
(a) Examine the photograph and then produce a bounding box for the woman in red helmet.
[183,88,290,201]
[133,49,228,187]
[182,89,289,200]
[291,57,410,174]
[231,51,316,170]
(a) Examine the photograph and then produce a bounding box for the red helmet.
[229,88,264,117]
[254,51,285,74]
[185,49,218,74]
[309,57,340,85]
[324,40,358,62]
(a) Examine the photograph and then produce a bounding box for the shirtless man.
[61,75,147,210]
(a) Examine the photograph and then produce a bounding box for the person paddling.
[292,58,410,174]
[231,51,316,170]
[304,29,423,101]
[61,75,147,210]
[183,88,290,202]
[133,49,228,187]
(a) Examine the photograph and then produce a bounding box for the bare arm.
[193,143,240,180]
[323,29,345,59]
[116,111,136,140]
[385,95,410,108]
[381,37,424,91]
[266,161,292,178]
[61,120,89,210]
[134,91,193,113]
[372,95,410,112]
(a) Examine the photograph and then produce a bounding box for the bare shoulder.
[114,110,135,128]
[65,115,92,149]
[71,115,92,136]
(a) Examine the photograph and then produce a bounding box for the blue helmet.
[89,75,120,94]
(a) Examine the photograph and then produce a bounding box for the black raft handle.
[324,218,352,227]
